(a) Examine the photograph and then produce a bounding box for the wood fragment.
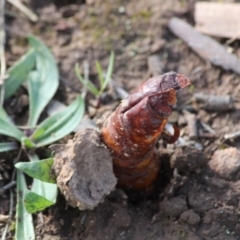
[0,181,16,195]
[200,121,215,135]
[195,2,240,39]
[224,130,240,140]
[168,17,240,75]
[183,110,198,140]
[194,93,234,111]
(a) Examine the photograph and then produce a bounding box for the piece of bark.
[51,128,117,210]
[194,93,234,112]
[168,17,240,75]
[195,2,240,39]
[183,110,198,139]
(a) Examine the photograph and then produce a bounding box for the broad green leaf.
[24,191,55,214]
[23,153,57,214]
[31,179,57,204]
[0,142,18,152]
[31,95,85,147]
[0,118,25,141]
[75,63,99,95]
[4,49,36,99]
[28,35,59,127]
[21,136,35,149]
[102,51,115,91]
[15,158,56,183]
[0,105,9,121]
[15,170,35,240]
[0,106,24,141]
[95,61,104,88]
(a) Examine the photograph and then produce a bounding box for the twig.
[1,223,9,240]
[224,130,240,140]
[194,93,234,111]
[168,17,240,75]
[200,120,216,135]
[7,0,38,22]
[1,148,22,240]
[1,190,13,240]
[0,181,16,195]
[0,0,6,105]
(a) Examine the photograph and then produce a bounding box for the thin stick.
[0,0,6,105]
[224,130,240,140]
[1,148,22,240]
[7,0,38,22]
[0,181,16,195]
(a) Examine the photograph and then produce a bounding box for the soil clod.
[51,128,117,210]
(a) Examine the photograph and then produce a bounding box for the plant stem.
[0,0,6,105]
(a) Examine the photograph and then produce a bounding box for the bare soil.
[1,0,240,239]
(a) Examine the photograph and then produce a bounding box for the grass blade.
[31,95,85,147]
[102,51,115,90]
[0,142,18,152]
[27,35,59,127]
[15,170,35,240]
[15,158,56,183]
[4,49,35,99]
[95,61,104,89]
[75,63,99,95]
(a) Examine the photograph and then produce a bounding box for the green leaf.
[0,105,9,121]
[32,179,57,204]
[27,35,59,127]
[0,105,25,141]
[4,49,36,99]
[95,61,104,88]
[102,51,115,91]
[75,63,99,95]
[0,118,25,141]
[21,136,36,149]
[23,153,57,214]
[31,95,85,147]
[15,158,56,183]
[0,142,18,152]
[24,190,55,214]
[15,170,35,240]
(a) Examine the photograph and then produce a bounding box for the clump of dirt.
[170,146,208,174]
[209,147,240,181]
[51,128,117,210]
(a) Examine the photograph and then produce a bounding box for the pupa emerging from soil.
[102,72,190,193]
[52,72,190,210]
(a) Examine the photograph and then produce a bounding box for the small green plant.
[75,51,115,97]
[0,35,85,240]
